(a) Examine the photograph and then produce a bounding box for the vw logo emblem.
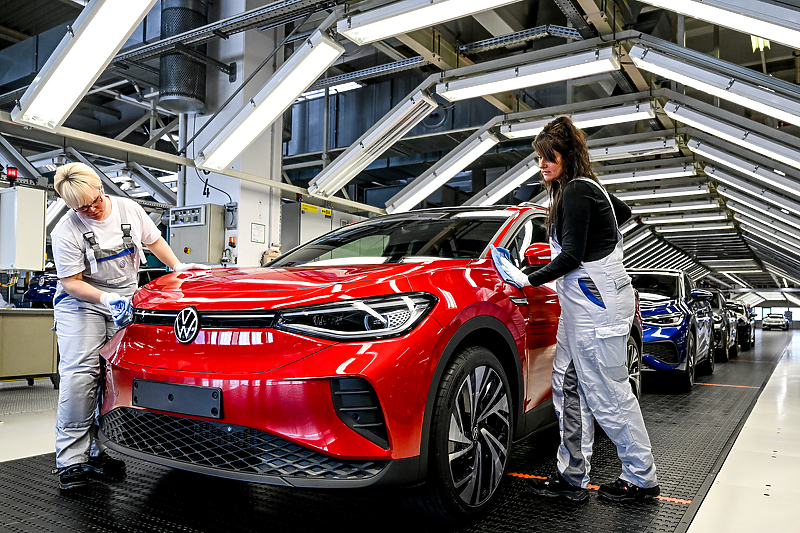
[174,306,200,344]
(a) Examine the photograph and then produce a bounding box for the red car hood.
[133,261,467,310]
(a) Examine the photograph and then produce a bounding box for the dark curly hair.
[533,116,600,231]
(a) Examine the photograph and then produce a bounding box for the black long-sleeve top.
[527,179,632,287]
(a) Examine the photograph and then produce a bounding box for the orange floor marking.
[694,382,759,389]
[507,473,691,504]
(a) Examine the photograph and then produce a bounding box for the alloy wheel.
[447,364,510,507]
[627,336,642,399]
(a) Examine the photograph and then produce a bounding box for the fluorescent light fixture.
[308,90,438,198]
[720,270,764,274]
[386,131,499,213]
[589,137,678,162]
[636,0,800,51]
[785,293,800,306]
[598,163,695,185]
[614,184,709,201]
[501,101,653,139]
[623,231,654,251]
[642,213,727,224]
[722,272,752,288]
[734,214,800,252]
[298,81,362,101]
[337,0,522,45]
[756,291,786,301]
[631,199,719,214]
[664,101,800,172]
[737,292,765,306]
[464,153,540,206]
[11,0,158,130]
[691,141,800,199]
[196,30,344,171]
[619,220,638,234]
[765,265,800,287]
[709,168,800,218]
[629,44,800,126]
[725,195,800,232]
[654,222,734,233]
[437,47,620,102]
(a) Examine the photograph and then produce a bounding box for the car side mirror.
[691,289,713,301]
[524,243,552,266]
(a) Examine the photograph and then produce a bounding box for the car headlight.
[642,312,685,327]
[274,292,438,341]
[713,315,722,323]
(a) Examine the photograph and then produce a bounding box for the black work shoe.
[85,452,126,480]
[55,464,89,490]
[598,478,660,502]
[529,473,589,502]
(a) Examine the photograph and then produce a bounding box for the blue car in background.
[628,269,714,391]
[21,271,58,308]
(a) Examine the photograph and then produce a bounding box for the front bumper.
[98,407,421,488]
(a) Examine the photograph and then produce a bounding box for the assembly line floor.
[0,329,797,532]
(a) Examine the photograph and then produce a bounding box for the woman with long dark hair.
[493,116,659,502]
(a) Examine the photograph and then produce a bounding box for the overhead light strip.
[635,0,800,51]
[589,137,679,162]
[386,131,500,213]
[631,199,720,214]
[197,29,344,171]
[464,152,540,206]
[708,167,800,218]
[11,0,159,130]
[629,44,800,126]
[337,0,522,45]
[308,90,438,198]
[615,184,708,201]
[437,47,620,102]
[664,101,800,172]
[690,141,800,199]
[500,101,653,139]
[598,163,695,185]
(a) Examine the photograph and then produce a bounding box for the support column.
[187,0,284,266]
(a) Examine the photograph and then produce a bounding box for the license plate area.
[132,379,222,419]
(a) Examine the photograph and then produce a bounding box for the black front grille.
[331,378,389,449]
[643,341,680,365]
[100,408,386,480]
[133,309,275,328]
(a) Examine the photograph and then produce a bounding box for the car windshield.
[629,273,679,300]
[270,210,512,267]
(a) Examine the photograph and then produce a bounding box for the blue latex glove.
[101,292,133,327]
[490,245,531,289]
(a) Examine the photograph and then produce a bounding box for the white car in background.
[762,314,790,331]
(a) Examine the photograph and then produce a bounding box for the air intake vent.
[331,377,389,449]
[158,0,207,114]
[643,341,680,365]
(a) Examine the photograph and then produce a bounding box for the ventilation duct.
[158,0,208,114]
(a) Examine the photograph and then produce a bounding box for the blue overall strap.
[114,196,147,263]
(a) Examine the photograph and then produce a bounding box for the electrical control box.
[0,187,46,271]
[281,202,364,251]
[169,203,225,264]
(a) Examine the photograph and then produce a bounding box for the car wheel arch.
[418,315,523,478]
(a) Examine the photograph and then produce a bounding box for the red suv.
[98,205,642,519]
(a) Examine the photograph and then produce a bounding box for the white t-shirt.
[51,196,161,279]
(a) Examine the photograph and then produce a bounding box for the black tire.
[626,335,643,400]
[699,336,715,376]
[715,330,729,363]
[679,333,696,392]
[408,346,512,520]
[729,330,739,358]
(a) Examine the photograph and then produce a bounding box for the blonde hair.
[54,163,102,209]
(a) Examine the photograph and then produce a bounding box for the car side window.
[506,215,547,268]
[683,274,693,298]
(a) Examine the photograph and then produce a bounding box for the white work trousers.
[552,265,658,489]
[54,297,119,468]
